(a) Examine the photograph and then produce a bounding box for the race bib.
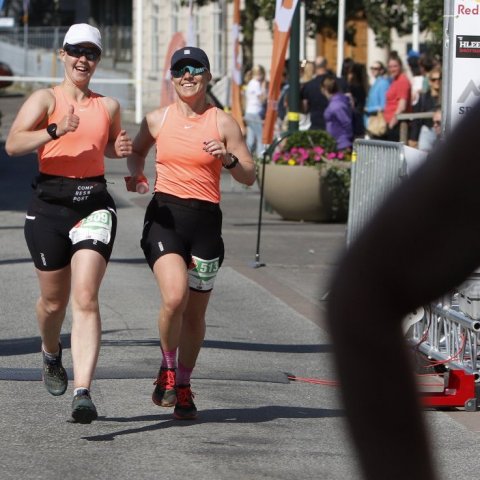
[69,209,113,245]
[188,256,220,291]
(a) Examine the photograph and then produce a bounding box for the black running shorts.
[141,193,225,292]
[24,194,117,271]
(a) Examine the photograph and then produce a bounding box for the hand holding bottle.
[124,174,149,194]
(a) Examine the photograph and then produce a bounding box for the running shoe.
[152,367,177,407]
[42,343,68,396]
[174,384,197,420]
[69,389,98,424]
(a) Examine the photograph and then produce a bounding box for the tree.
[4,0,61,26]
[418,0,444,57]
[187,0,445,62]
[184,0,365,72]
[363,0,414,50]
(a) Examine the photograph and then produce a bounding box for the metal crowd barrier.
[410,297,480,380]
[346,139,405,246]
[346,138,480,404]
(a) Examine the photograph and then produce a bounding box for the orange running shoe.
[152,367,176,407]
[174,384,197,420]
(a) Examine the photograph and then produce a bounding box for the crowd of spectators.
[241,49,443,157]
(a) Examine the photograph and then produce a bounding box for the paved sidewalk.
[1,93,479,480]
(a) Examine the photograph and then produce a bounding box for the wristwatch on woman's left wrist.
[223,153,239,170]
[46,123,59,140]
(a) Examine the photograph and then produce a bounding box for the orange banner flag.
[230,0,245,131]
[262,0,299,145]
[160,32,186,108]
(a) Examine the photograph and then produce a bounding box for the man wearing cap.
[126,46,255,420]
[6,23,132,424]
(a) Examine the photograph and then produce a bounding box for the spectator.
[339,57,355,93]
[384,52,412,142]
[300,56,330,131]
[407,50,423,106]
[344,61,368,137]
[244,64,267,158]
[240,68,252,113]
[299,60,315,130]
[276,65,289,135]
[418,53,435,93]
[364,61,391,137]
[408,66,442,151]
[321,74,354,151]
[432,107,442,142]
[300,59,315,84]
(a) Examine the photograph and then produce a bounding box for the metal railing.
[348,137,480,382]
[409,294,480,381]
[346,139,405,246]
[0,26,132,63]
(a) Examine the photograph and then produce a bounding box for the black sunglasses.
[64,44,101,62]
[171,65,208,78]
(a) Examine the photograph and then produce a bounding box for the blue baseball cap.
[171,47,210,71]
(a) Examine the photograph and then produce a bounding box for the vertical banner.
[231,0,245,131]
[187,0,197,46]
[22,0,29,23]
[160,32,186,107]
[445,0,480,131]
[262,0,299,145]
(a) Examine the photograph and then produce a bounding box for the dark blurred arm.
[327,100,480,480]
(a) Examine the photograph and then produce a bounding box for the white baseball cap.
[63,23,102,52]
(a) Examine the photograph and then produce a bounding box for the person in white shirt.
[244,65,267,158]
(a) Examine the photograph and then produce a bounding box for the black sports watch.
[46,123,59,140]
[224,153,239,170]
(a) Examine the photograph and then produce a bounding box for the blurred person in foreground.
[126,46,255,420]
[5,23,132,423]
[326,100,480,480]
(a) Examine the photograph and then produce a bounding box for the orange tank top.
[38,86,110,178]
[154,104,222,203]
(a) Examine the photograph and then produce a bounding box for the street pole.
[135,0,143,124]
[287,1,300,133]
[337,0,345,77]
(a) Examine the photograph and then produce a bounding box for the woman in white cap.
[5,23,132,424]
[126,46,255,420]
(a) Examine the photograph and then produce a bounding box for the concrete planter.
[261,164,330,222]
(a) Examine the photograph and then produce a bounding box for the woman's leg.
[178,290,211,369]
[35,267,71,353]
[153,253,189,352]
[69,249,107,390]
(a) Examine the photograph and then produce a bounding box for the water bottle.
[136,180,149,194]
[124,175,149,194]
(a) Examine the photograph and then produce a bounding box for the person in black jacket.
[408,66,442,151]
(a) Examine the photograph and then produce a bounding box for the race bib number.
[188,256,220,291]
[69,209,113,245]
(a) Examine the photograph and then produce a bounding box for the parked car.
[0,61,13,89]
